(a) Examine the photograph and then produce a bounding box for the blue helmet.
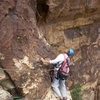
[68,48,74,56]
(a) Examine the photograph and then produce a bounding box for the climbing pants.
[51,77,67,98]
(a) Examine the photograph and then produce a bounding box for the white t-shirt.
[49,53,69,70]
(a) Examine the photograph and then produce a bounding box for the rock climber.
[41,48,74,100]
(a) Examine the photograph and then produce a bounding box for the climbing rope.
[0,67,54,72]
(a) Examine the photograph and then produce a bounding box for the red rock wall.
[47,0,100,23]
[0,0,55,99]
[0,0,100,100]
[38,0,100,96]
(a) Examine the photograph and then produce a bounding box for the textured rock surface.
[41,23,100,89]
[38,0,100,99]
[0,0,100,100]
[0,0,55,99]
[38,0,100,90]
[40,22,100,96]
[0,70,6,81]
[0,86,11,100]
[47,0,100,23]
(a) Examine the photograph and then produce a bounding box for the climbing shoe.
[63,97,67,100]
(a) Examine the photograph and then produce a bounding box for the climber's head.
[65,48,74,56]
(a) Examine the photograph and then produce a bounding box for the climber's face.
[65,49,69,53]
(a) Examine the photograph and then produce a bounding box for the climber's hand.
[41,58,44,62]
[41,58,50,65]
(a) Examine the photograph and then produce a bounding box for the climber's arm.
[41,54,64,65]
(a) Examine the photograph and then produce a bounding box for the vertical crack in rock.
[36,0,49,23]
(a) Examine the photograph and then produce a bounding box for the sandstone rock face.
[38,0,100,90]
[38,0,100,99]
[0,0,55,99]
[41,22,100,99]
[47,0,100,23]
[0,0,100,100]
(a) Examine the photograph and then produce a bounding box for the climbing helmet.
[68,48,74,56]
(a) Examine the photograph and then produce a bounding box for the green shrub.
[71,82,82,100]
